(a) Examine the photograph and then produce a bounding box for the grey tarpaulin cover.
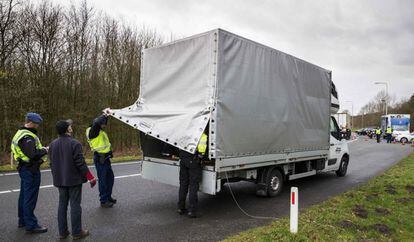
[111,29,331,158]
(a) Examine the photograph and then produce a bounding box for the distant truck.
[334,112,351,130]
[381,114,411,138]
[110,29,350,197]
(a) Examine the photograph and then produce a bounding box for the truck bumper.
[142,159,219,195]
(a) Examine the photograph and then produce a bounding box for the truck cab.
[326,116,350,176]
[325,85,350,176]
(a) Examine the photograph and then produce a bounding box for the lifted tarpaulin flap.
[111,31,216,153]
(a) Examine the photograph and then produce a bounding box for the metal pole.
[362,112,365,128]
[351,103,354,130]
[345,101,354,130]
[385,82,388,115]
[374,82,388,115]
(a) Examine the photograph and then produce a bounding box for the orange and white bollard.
[290,187,298,234]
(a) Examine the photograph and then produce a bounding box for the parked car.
[395,132,414,143]
[357,127,375,136]
[356,128,365,135]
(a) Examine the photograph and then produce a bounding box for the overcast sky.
[55,0,414,114]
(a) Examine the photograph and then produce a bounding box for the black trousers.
[57,185,82,236]
[386,134,392,143]
[178,156,202,213]
[376,134,381,143]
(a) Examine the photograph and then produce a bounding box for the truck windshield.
[392,125,409,131]
[330,117,340,133]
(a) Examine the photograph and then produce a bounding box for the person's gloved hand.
[102,107,112,116]
[108,151,114,158]
[86,170,97,188]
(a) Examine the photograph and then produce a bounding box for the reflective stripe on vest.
[86,127,111,154]
[376,129,381,134]
[10,129,43,162]
[197,133,208,155]
[386,128,392,134]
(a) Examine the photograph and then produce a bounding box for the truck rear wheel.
[267,169,284,197]
[336,155,349,177]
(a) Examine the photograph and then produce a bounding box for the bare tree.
[0,0,163,163]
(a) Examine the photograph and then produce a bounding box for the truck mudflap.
[142,160,219,195]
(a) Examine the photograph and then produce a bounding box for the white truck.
[110,29,350,197]
[334,112,351,129]
[381,114,411,138]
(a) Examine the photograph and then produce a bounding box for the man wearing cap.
[86,109,116,207]
[11,112,48,233]
[49,120,97,240]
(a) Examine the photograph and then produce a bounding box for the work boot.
[100,201,114,208]
[72,229,89,240]
[59,230,70,239]
[109,197,117,204]
[187,211,197,218]
[26,225,48,234]
[177,208,188,215]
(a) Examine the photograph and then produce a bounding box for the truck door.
[328,116,343,168]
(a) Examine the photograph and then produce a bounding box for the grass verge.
[0,155,142,172]
[225,152,414,241]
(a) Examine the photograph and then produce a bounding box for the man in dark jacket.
[86,109,116,207]
[177,132,207,218]
[49,120,97,240]
[11,112,48,233]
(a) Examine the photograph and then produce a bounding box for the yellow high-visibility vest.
[86,127,111,154]
[386,128,392,134]
[197,133,208,155]
[375,129,381,135]
[11,129,43,162]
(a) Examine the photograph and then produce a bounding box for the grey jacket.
[49,135,89,187]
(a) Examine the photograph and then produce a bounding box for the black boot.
[177,208,188,215]
[109,197,117,204]
[187,211,197,218]
[26,226,48,234]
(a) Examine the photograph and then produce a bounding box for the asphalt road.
[0,138,412,241]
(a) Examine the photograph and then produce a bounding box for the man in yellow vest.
[375,127,382,143]
[86,109,116,208]
[177,131,207,218]
[11,113,48,233]
[386,126,393,144]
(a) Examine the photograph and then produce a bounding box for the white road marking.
[39,185,54,189]
[114,174,141,179]
[347,138,359,144]
[0,173,141,195]
[0,161,141,177]
[3,172,18,176]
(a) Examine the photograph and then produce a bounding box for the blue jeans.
[94,154,114,203]
[58,185,82,236]
[18,165,41,230]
